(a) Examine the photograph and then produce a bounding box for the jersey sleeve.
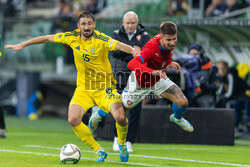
[127,48,155,73]
[139,48,154,63]
[100,33,119,51]
[54,32,72,45]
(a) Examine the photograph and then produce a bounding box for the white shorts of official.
[122,72,175,109]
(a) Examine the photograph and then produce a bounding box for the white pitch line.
[11,132,73,137]
[132,154,250,167]
[0,149,161,167]
[22,145,250,167]
[135,147,212,150]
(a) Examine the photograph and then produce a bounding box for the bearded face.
[77,17,96,39]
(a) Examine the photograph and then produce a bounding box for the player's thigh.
[160,84,188,107]
[152,78,175,97]
[94,88,122,114]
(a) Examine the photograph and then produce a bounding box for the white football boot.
[170,114,194,132]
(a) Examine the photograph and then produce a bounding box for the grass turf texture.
[1,116,250,167]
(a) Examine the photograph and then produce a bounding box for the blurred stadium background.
[0,1,250,165]
[0,0,250,166]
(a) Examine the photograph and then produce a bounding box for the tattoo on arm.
[166,85,185,100]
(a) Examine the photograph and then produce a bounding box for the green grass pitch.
[1,116,250,167]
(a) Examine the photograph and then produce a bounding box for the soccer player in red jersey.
[122,21,194,132]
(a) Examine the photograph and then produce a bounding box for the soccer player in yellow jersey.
[5,11,138,162]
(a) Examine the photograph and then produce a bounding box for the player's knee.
[178,98,188,108]
[115,114,127,126]
[68,117,81,127]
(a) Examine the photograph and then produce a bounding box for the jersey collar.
[158,45,170,52]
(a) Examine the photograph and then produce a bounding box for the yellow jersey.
[54,29,119,91]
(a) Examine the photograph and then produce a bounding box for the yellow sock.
[72,122,100,151]
[116,118,128,145]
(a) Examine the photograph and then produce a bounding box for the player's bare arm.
[167,62,181,73]
[115,42,139,57]
[133,45,141,52]
[4,35,55,51]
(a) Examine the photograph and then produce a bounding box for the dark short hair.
[160,21,177,35]
[78,11,95,22]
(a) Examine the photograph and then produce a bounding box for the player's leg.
[69,89,107,162]
[111,84,127,151]
[68,104,100,149]
[109,102,129,162]
[161,84,193,132]
[153,78,193,132]
[94,88,129,162]
[68,104,107,162]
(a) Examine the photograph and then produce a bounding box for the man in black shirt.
[88,11,150,152]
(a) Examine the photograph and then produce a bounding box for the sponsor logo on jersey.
[83,48,88,52]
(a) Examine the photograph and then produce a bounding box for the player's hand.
[133,45,141,52]
[168,62,181,73]
[152,70,167,80]
[4,44,24,51]
[131,48,139,57]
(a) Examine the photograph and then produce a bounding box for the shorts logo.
[127,100,133,106]
[58,34,62,38]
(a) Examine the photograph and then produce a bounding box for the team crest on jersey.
[136,35,141,41]
[90,47,95,54]
[127,100,133,106]
[162,62,166,68]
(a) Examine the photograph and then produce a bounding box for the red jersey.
[127,34,173,87]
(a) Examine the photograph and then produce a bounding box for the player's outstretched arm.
[115,42,139,57]
[4,35,55,51]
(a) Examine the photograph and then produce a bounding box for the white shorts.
[122,72,175,109]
